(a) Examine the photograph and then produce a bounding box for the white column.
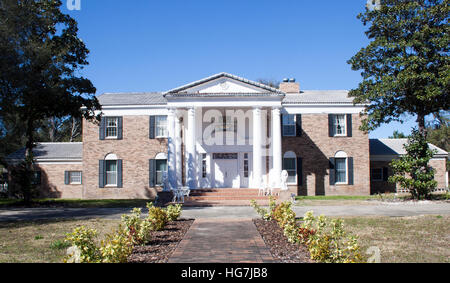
[253,107,262,188]
[186,107,197,189]
[175,113,182,188]
[167,108,177,190]
[272,107,282,188]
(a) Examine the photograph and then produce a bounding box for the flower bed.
[253,219,312,263]
[128,219,193,263]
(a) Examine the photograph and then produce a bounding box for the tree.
[0,0,101,203]
[256,79,280,89]
[389,129,437,199]
[348,0,449,137]
[389,130,407,139]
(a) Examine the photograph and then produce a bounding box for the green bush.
[64,226,100,263]
[121,208,152,246]
[301,211,364,263]
[147,202,168,231]
[165,204,182,221]
[50,239,71,250]
[250,197,277,221]
[99,225,134,263]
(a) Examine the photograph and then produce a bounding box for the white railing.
[0,183,7,193]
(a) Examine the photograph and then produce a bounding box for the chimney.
[279,78,300,94]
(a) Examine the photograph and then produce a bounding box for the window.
[155,116,168,137]
[155,159,167,186]
[69,171,82,184]
[243,153,249,178]
[31,171,41,185]
[371,168,383,181]
[106,117,119,138]
[335,158,347,184]
[282,115,296,136]
[202,154,207,178]
[333,115,346,136]
[283,152,297,184]
[105,160,118,186]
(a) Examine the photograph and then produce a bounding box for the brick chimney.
[279,78,300,94]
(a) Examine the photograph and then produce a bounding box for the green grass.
[0,198,155,208]
[341,215,450,263]
[295,195,378,201]
[0,218,120,263]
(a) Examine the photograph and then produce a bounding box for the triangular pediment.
[165,72,283,95]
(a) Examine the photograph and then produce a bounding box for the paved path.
[0,202,449,222]
[168,218,274,263]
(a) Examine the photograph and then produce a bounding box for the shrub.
[99,225,134,263]
[147,202,168,231]
[50,239,71,250]
[121,208,152,246]
[300,211,364,263]
[250,197,277,221]
[64,226,100,263]
[165,204,182,221]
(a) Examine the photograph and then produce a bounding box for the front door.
[213,153,239,188]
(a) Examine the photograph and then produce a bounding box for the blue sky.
[63,0,418,138]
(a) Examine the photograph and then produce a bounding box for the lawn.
[341,215,450,263]
[0,198,154,208]
[0,218,120,263]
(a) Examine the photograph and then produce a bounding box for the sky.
[62,0,419,139]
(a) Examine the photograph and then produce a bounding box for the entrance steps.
[182,189,279,207]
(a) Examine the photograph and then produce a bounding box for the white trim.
[283,105,365,114]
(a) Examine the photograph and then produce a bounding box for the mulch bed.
[253,219,313,263]
[128,219,194,263]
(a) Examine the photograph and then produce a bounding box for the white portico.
[164,72,285,190]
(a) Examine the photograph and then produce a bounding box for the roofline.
[164,72,285,95]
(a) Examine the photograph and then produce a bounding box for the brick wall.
[283,114,371,196]
[36,163,83,199]
[82,116,168,199]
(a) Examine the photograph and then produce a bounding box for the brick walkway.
[168,218,275,263]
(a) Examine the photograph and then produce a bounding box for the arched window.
[104,153,119,186]
[154,153,167,186]
[334,151,347,184]
[283,151,297,184]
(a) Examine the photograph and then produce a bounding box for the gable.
[185,77,267,94]
[165,72,283,95]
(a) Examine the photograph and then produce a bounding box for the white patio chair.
[258,182,267,196]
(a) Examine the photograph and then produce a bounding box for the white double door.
[213,156,240,188]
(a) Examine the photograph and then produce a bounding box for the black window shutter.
[348,157,354,185]
[99,160,105,188]
[117,160,123,188]
[149,159,156,187]
[117,117,123,140]
[297,157,303,186]
[149,116,156,139]
[80,172,83,185]
[329,158,336,185]
[99,117,106,140]
[328,114,334,137]
[383,167,389,181]
[347,114,352,137]
[296,114,302,137]
[64,171,69,185]
[280,114,284,137]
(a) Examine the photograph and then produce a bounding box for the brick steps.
[181,188,278,207]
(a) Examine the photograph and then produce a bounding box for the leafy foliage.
[389,129,438,199]
[121,208,152,246]
[99,225,134,263]
[165,204,182,222]
[250,197,277,221]
[348,0,449,133]
[0,0,101,203]
[147,202,168,231]
[64,226,100,263]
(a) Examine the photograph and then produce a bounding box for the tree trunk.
[417,113,427,138]
[23,117,35,205]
